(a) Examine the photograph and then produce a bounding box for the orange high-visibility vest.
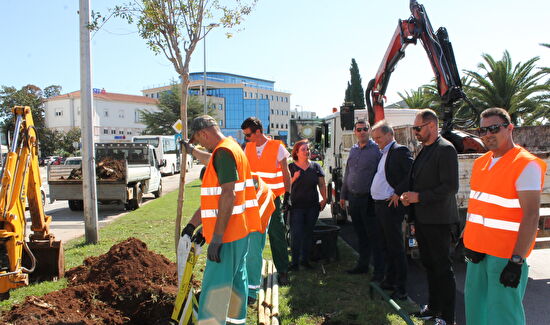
[201,138,260,243]
[245,140,286,196]
[251,173,276,233]
[463,146,546,259]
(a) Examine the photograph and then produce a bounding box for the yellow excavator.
[0,106,64,300]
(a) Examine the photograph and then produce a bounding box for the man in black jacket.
[370,120,413,301]
[401,109,459,325]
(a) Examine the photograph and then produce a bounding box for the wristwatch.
[510,255,524,264]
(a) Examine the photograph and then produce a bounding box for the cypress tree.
[349,58,365,109]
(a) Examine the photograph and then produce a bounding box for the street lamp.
[203,23,219,114]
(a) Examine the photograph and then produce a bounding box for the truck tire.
[153,180,162,198]
[68,200,83,211]
[128,186,143,210]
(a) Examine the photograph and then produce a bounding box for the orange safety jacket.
[201,138,261,244]
[245,140,286,196]
[251,173,276,233]
[463,146,546,259]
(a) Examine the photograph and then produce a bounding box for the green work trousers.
[198,235,249,325]
[268,196,289,273]
[465,254,529,325]
[246,231,267,298]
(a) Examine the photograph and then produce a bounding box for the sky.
[1,0,549,118]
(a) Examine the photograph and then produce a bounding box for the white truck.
[47,142,164,211]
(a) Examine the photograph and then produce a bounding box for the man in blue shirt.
[339,120,383,278]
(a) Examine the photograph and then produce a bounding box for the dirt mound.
[96,157,126,180]
[1,238,181,324]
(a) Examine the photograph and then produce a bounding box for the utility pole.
[79,0,99,244]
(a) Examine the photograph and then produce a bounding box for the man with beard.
[400,109,459,325]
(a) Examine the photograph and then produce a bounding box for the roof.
[189,71,274,84]
[46,91,158,104]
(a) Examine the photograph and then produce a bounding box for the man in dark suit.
[400,109,459,325]
[370,120,413,300]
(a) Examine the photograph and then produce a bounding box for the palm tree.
[464,50,550,125]
[397,87,436,109]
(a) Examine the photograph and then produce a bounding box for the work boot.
[411,305,440,320]
[247,296,257,306]
[278,272,290,286]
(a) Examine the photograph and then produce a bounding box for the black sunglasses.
[412,122,430,132]
[244,133,252,138]
[478,123,509,136]
[355,127,369,132]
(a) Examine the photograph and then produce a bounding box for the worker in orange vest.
[241,117,292,286]
[463,108,546,325]
[182,115,261,325]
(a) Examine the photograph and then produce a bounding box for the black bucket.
[310,224,340,262]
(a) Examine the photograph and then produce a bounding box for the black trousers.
[374,201,407,292]
[415,222,456,323]
[348,193,384,278]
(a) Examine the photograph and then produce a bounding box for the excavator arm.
[366,0,484,153]
[0,106,64,300]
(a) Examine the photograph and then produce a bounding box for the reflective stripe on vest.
[200,137,261,243]
[245,140,286,196]
[463,147,546,258]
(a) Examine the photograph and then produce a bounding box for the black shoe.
[300,261,314,270]
[289,263,299,272]
[411,305,439,320]
[378,281,395,291]
[247,296,257,306]
[278,272,290,286]
[390,290,408,301]
[346,266,369,274]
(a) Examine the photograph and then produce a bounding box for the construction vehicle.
[365,0,485,154]
[0,106,64,300]
[48,142,164,211]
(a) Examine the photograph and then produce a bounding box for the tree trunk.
[175,71,190,255]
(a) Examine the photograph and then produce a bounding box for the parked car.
[64,157,82,166]
[45,156,61,165]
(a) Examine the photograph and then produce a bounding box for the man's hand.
[181,223,196,238]
[464,247,486,264]
[181,140,195,154]
[400,191,419,206]
[192,230,206,246]
[339,199,346,209]
[500,260,522,288]
[207,234,223,263]
[387,194,400,208]
[282,192,291,213]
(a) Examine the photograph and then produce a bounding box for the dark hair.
[371,120,394,135]
[291,139,309,161]
[241,117,263,133]
[416,108,438,125]
[354,119,370,128]
[480,107,511,124]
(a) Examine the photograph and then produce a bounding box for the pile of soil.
[64,157,125,181]
[1,238,189,324]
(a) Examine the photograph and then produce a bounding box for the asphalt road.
[318,208,550,325]
[28,164,203,243]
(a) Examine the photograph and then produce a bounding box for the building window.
[249,92,253,98]
[271,123,274,128]
[135,110,141,123]
[219,120,223,126]
[111,130,116,134]
[118,110,124,118]
[276,96,279,102]
[286,124,288,129]
[119,130,124,134]
[271,109,274,114]
[218,104,223,110]
[103,129,108,134]
[55,110,63,116]
[127,130,133,135]
[271,95,274,101]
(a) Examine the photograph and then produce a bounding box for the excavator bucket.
[23,240,65,282]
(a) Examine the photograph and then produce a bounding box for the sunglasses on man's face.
[244,133,252,138]
[412,122,430,132]
[355,127,369,132]
[478,123,509,136]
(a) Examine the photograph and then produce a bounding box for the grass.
[1,180,420,324]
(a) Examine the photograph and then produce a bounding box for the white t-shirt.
[489,158,542,191]
[255,140,289,167]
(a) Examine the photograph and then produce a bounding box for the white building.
[44,90,158,142]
